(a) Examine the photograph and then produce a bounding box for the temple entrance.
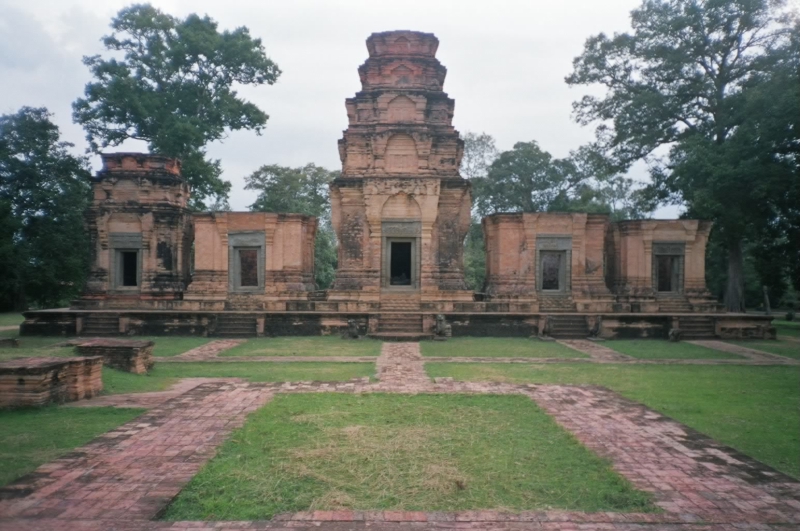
[655,255,681,292]
[382,235,418,290]
[116,250,140,288]
[539,250,566,292]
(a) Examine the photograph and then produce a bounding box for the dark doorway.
[541,251,563,291]
[656,255,680,292]
[238,249,259,287]
[390,241,412,286]
[120,251,138,287]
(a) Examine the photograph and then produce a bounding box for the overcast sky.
[1,0,674,213]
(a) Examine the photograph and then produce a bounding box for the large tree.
[245,163,339,289]
[0,107,91,310]
[73,4,281,209]
[566,0,797,311]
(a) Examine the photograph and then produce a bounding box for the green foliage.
[566,0,798,310]
[73,3,281,209]
[460,131,498,180]
[463,222,485,291]
[164,394,654,519]
[426,363,800,477]
[245,163,340,288]
[0,107,91,311]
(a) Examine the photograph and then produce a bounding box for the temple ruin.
[21,30,772,340]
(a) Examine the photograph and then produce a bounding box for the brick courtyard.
[1,342,798,530]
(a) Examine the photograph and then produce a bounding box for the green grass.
[102,368,178,394]
[0,337,72,361]
[774,319,800,338]
[163,394,655,520]
[421,337,587,358]
[221,336,382,357]
[605,339,743,359]
[129,336,212,357]
[0,406,145,487]
[151,362,375,382]
[426,363,800,478]
[725,339,800,359]
[0,313,23,327]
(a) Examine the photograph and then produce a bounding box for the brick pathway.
[558,339,636,361]
[172,339,245,360]
[2,342,799,530]
[66,377,244,409]
[162,355,377,363]
[689,339,798,363]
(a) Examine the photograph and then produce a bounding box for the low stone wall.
[0,356,103,408]
[75,339,155,374]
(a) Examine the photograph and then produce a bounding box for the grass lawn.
[773,319,800,338]
[605,339,743,359]
[421,337,587,358]
[426,363,800,478]
[0,312,23,327]
[725,339,799,359]
[0,337,72,362]
[163,394,654,520]
[0,406,145,487]
[151,362,375,382]
[221,336,382,357]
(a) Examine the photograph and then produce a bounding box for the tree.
[473,141,592,216]
[245,163,340,289]
[460,131,499,180]
[566,0,797,311]
[73,4,281,209]
[0,107,92,310]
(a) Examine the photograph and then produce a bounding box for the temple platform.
[20,308,774,340]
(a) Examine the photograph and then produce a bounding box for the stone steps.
[539,296,577,313]
[679,317,716,339]
[214,315,257,337]
[657,295,693,312]
[81,315,119,336]
[377,313,424,334]
[547,315,589,339]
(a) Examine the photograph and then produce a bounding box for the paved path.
[66,377,244,409]
[558,339,636,361]
[172,339,245,360]
[689,339,798,363]
[161,355,377,363]
[2,341,800,530]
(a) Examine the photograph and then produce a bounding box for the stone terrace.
[1,343,799,531]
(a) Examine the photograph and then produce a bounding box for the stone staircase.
[657,294,693,313]
[539,295,576,313]
[213,314,257,337]
[80,314,119,336]
[380,293,421,311]
[679,316,716,339]
[370,313,432,341]
[547,315,589,339]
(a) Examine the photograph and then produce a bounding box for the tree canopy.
[73,3,281,209]
[245,163,340,289]
[566,0,798,310]
[0,107,91,310]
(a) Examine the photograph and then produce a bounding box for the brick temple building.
[22,31,770,340]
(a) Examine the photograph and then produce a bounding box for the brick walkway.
[66,377,244,409]
[2,342,799,530]
[172,339,245,360]
[558,339,636,361]
[688,340,798,363]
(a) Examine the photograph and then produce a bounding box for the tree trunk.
[724,240,746,313]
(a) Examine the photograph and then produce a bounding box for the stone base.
[75,339,155,374]
[0,356,103,408]
[21,309,774,340]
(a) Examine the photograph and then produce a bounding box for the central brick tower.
[328,31,473,315]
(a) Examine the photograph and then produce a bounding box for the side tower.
[329,31,473,312]
[77,153,192,308]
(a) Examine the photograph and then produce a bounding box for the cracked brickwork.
[1,341,799,531]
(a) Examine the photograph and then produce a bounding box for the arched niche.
[385,134,418,173]
[381,192,421,220]
[387,95,416,122]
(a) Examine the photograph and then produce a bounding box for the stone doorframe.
[228,232,266,293]
[535,236,572,294]
[109,232,143,292]
[652,241,685,293]
[381,220,421,290]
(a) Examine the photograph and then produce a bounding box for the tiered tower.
[329,31,473,312]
